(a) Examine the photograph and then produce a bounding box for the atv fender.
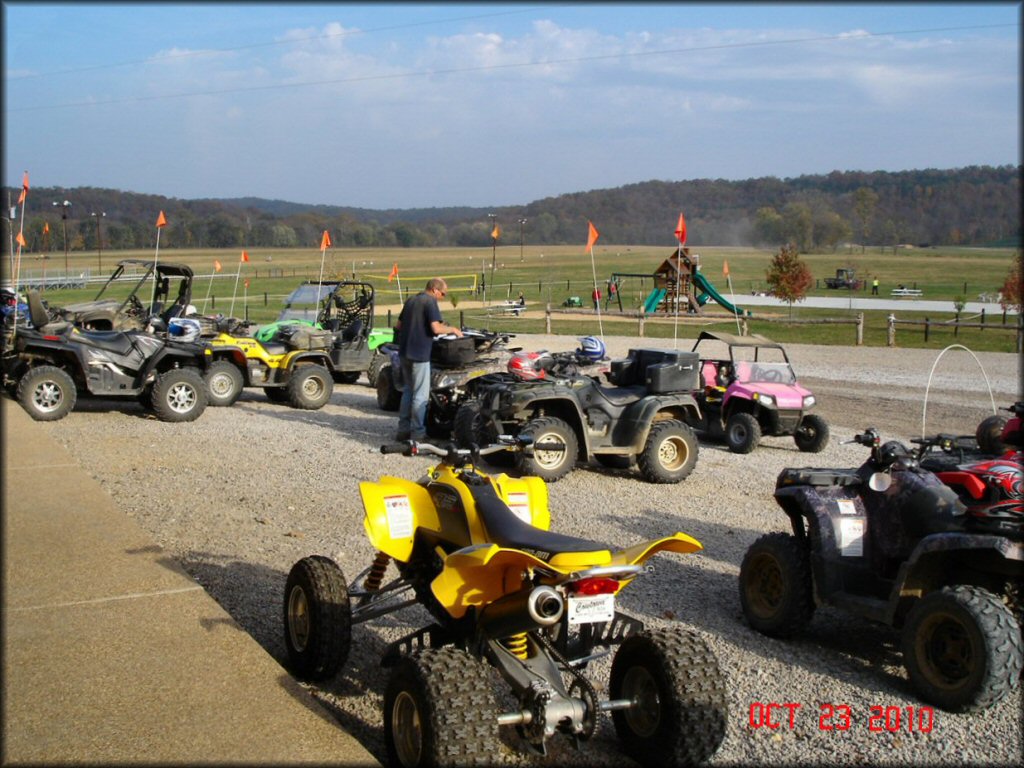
[360,477,441,562]
[613,395,701,452]
[431,533,703,619]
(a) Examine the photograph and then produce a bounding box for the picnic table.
[891,287,923,298]
[492,300,526,316]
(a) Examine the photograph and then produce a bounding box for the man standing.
[395,277,463,441]
[872,276,879,295]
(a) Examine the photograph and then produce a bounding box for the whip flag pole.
[673,212,687,348]
[229,250,248,317]
[585,220,603,341]
[201,259,222,313]
[13,172,29,293]
[724,260,741,333]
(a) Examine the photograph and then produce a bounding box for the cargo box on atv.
[608,348,699,393]
[432,336,477,367]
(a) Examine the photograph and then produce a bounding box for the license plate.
[567,594,615,625]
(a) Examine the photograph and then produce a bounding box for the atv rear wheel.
[610,628,727,767]
[517,416,577,482]
[150,367,208,422]
[794,413,829,453]
[637,419,698,483]
[17,365,76,421]
[377,365,402,411]
[902,585,1023,712]
[726,411,761,453]
[384,648,500,768]
[205,360,243,407]
[739,532,815,637]
[287,364,332,410]
[283,555,352,681]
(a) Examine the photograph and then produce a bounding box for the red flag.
[321,230,332,250]
[16,231,26,247]
[586,221,600,251]
[214,259,222,273]
[723,260,730,277]
[156,211,168,228]
[18,172,28,204]
[674,213,687,245]
[388,263,399,283]
[240,250,249,263]
[491,224,501,240]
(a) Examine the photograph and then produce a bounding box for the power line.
[7,5,558,81]
[8,22,1017,114]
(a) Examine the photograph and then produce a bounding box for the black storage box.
[636,349,700,393]
[432,337,476,367]
[607,358,635,386]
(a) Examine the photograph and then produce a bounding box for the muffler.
[479,585,564,639]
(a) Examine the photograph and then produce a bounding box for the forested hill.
[8,165,1020,253]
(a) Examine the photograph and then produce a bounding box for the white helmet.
[578,336,605,361]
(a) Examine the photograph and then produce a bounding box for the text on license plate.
[567,594,615,625]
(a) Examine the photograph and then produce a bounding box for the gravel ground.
[29,333,1022,766]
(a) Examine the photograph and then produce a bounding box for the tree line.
[6,165,1019,255]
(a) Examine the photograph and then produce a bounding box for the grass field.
[14,243,1020,352]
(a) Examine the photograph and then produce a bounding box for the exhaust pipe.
[479,585,564,639]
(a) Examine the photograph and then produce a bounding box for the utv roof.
[282,280,375,306]
[111,259,194,277]
[693,330,785,350]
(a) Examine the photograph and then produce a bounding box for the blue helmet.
[578,336,605,361]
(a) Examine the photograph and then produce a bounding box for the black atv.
[374,328,519,438]
[58,259,195,331]
[2,290,210,422]
[454,347,703,484]
[739,427,1023,712]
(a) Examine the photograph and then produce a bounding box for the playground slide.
[693,271,745,316]
[643,287,666,314]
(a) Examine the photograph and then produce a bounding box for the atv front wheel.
[610,628,727,767]
[794,413,829,453]
[287,364,332,410]
[739,532,815,637]
[902,585,1023,712]
[637,419,698,483]
[150,367,208,422]
[726,411,761,453]
[517,416,578,482]
[283,555,352,681]
[384,648,500,768]
[17,365,76,421]
[366,351,388,388]
[205,360,244,407]
[377,365,402,411]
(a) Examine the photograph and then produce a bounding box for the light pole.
[487,213,497,302]
[90,212,106,271]
[518,217,527,262]
[53,200,71,272]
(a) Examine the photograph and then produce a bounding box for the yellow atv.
[283,437,727,767]
[203,320,335,409]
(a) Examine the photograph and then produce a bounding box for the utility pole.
[518,217,527,262]
[53,200,72,273]
[91,211,106,272]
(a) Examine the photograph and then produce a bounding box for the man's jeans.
[398,358,431,438]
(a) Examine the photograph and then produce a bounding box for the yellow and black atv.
[283,437,727,767]
[202,318,336,410]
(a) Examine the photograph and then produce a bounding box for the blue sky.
[3,2,1020,209]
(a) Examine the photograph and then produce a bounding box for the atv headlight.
[754,393,774,407]
[803,395,816,407]
[436,374,455,389]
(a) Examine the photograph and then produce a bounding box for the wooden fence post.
[856,312,863,345]
[924,317,930,343]
[638,312,645,337]
[545,304,551,334]
[887,313,895,346]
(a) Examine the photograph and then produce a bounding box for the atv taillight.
[571,577,619,595]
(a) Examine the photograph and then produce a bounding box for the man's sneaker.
[395,431,410,441]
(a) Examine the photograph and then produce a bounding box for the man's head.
[426,278,448,300]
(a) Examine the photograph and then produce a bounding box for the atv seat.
[72,329,136,356]
[592,384,647,407]
[258,341,288,356]
[471,483,610,564]
[26,290,70,334]
[777,467,862,488]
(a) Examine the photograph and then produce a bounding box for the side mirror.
[868,472,892,492]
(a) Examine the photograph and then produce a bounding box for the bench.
[890,288,923,298]
[493,301,525,316]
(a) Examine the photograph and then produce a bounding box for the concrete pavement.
[1,399,378,765]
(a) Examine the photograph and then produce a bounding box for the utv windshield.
[732,360,797,386]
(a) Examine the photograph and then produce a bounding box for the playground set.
[609,248,749,317]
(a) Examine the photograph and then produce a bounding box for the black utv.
[454,347,703,484]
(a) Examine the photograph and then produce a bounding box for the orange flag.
[43,222,50,234]
[388,263,399,282]
[244,278,250,289]
[16,231,26,247]
[586,221,600,251]
[240,250,249,263]
[214,259,222,273]
[320,230,332,250]
[723,260,730,277]
[156,211,168,228]
[674,212,687,245]
[18,171,29,204]
[491,224,501,240]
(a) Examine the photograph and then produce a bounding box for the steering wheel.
[127,294,145,316]
[759,367,784,383]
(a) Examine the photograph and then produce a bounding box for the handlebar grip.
[380,443,410,455]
